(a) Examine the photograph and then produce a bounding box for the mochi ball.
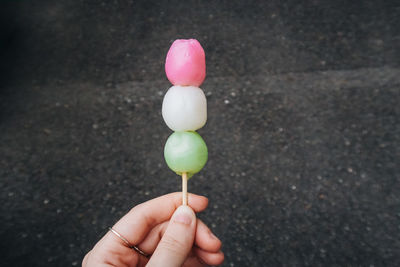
[165,39,206,87]
[162,85,207,131]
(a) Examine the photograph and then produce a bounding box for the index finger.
[112,192,208,246]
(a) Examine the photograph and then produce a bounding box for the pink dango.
[165,39,206,87]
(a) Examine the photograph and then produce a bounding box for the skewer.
[182,172,188,205]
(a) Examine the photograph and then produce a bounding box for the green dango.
[164,131,208,178]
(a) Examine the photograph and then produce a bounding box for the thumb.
[147,205,196,267]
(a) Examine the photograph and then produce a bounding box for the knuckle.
[130,203,143,213]
[82,250,91,266]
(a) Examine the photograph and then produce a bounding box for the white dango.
[162,85,207,132]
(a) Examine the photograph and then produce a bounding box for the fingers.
[147,205,197,267]
[138,218,223,266]
[136,222,167,254]
[85,239,139,267]
[195,219,222,252]
[183,256,207,267]
[194,247,225,266]
[82,251,89,266]
[82,193,210,267]
[112,192,208,246]
[138,219,222,254]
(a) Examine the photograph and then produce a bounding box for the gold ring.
[108,227,150,257]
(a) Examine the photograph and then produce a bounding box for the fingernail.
[173,206,194,225]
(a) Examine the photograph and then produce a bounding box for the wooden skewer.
[182,172,188,205]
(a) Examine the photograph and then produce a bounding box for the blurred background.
[1,0,399,266]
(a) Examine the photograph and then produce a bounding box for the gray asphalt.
[1,1,399,266]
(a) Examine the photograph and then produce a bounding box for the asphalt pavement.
[1,1,399,266]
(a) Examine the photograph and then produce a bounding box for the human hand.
[82,192,224,267]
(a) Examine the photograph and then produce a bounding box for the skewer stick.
[182,172,188,205]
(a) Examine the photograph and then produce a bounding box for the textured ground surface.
[1,1,399,266]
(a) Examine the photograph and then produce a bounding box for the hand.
[82,192,224,266]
